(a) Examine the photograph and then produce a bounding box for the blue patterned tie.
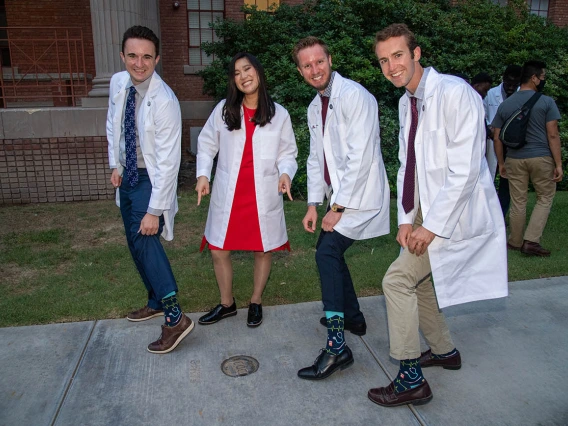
[125,86,138,187]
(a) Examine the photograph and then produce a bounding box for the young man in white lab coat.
[107,26,192,354]
[293,36,390,381]
[369,23,507,407]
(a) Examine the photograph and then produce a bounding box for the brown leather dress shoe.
[419,349,462,370]
[521,240,551,257]
[147,314,194,354]
[127,305,163,322]
[368,380,433,407]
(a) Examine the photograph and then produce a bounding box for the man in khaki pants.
[370,24,508,407]
[492,60,563,257]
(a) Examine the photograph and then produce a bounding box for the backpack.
[499,92,542,149]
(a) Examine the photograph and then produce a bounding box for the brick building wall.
[4,0,95,84]
[549,0,568,27]
[0,136,113,204]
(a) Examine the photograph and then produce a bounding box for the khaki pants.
[382,208,455,360]
[505,156,556,247]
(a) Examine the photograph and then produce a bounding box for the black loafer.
[319,316,367,336]
[198,299,237,325]
[247,303,263,327]
[297,346,354,380]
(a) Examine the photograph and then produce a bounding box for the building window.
[244,0,280,11]
[527,0,548,17]
[187,0,224,67]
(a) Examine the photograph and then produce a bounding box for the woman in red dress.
[195,52,298,327]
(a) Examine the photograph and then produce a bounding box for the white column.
[85,0,160,104]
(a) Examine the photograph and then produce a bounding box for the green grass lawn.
[1,191,567,327]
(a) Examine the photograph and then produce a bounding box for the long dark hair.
[222,52,275,131]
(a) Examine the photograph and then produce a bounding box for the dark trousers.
[119,169,178,310]
[315,229,365,324]
[498,176,510,218]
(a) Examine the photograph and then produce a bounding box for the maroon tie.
[402,97,418,214]
[321,95,331,186]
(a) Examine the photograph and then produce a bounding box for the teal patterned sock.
[394,358,425,393]
[162,293,182,327]
[325,314,345,355]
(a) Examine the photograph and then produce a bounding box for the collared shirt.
[320,71,336,98]
[119,76,151,169]
[405,66,431,120]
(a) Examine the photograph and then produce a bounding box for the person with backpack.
[492,61,563,257]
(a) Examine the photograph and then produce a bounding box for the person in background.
[484,65,523,216]
[492,60,562,257]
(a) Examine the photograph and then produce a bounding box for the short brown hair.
[374,23,418,54]
[292,36,330,66]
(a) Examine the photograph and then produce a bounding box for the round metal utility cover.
[221,355,259,377]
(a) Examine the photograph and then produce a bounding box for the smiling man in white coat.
[107,26,193,354]
[369,24,508,407]
[293,36,390,381]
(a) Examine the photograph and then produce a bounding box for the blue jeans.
[315,229,365,324]
[119,169,178,310]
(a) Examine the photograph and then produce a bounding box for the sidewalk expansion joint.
[49,320,97,426]
[360,335,429,426]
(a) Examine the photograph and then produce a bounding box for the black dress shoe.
[319,316,367,336]
[247,303,262,327]
[419,349,462,370]
[198,299,237,325]
[368,380,433,407]
[297,346,354,380]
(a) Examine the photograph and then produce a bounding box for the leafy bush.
[199,0,568,194]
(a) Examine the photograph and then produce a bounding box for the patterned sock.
[394,358,425,393]
[325,312,345,355]
[162,292,182,327]
[431,348,458,359]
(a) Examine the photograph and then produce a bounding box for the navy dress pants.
[119,169,178,310]
[315,229,365,324]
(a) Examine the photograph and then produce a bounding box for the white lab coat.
[483,83,505,179]
[306,73,390,240]
[398,69,508,308]
[107,71,181,241]
[197,100,298,251]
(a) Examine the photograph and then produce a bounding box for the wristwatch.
[330,203,345,213]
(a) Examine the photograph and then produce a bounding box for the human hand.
[139,213,159,236]
[302,206,318,233]
[321,210,342,233]
[553,166,563,183]
[396,224,413,248]
[278,173,293,201]
[499,163,507,179]
[110,169,122,188]
[196,176,210,206]
[407,226,435,256]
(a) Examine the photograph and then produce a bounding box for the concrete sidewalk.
[1,276,567,426]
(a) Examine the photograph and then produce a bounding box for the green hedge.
[199,0,568,194]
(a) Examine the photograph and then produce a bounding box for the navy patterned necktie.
[402,97,418,214]
[124,86,139,187]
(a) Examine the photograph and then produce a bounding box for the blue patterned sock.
[431,348,458,359]
[325,312,345,355]
[162,293,182,327]
[394,358,425,393]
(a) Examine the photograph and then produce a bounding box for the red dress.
[201,105,290,252]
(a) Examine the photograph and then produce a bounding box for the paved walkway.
[1,276,567,426]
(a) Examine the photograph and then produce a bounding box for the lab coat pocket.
[423,128,448,171]
[210,167,229,209]
[450,189,495,242]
